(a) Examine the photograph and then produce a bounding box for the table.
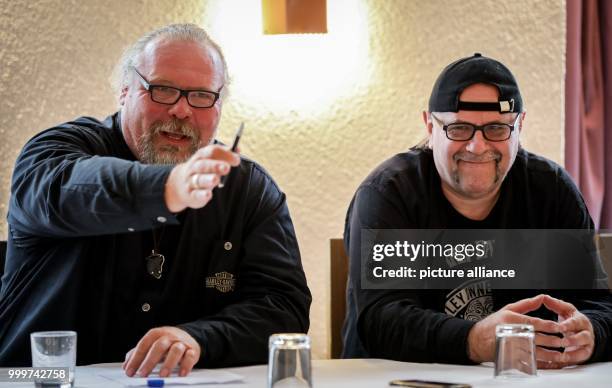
[4,358,612,387]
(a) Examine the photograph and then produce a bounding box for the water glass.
[31,331,77,387]
[268,333,312,388]
[494,324,537,378]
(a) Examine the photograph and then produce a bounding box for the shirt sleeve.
[8,125,176,237]
[178,167,311,367]
[346,185,475,364]
[554,169,612,362]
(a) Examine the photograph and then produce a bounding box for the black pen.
[218,122,244,188]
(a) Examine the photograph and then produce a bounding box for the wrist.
[165,165,186,213]
[466,323,483,363]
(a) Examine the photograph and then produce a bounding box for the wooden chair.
[329,238,349,359]
[596,233,612,289]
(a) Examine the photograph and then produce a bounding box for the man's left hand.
[537,295,595,369]
[123,327,201,377]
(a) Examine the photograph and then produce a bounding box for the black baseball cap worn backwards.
[428,53,523,113]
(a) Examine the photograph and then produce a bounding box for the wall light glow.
[202,0,371,116]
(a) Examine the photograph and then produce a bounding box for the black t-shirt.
[342,147,612,363]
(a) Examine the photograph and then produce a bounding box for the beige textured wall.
[0,0,565,359]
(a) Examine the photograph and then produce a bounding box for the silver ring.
[191,174,199,190]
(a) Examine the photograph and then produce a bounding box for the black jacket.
[0,113,311,367]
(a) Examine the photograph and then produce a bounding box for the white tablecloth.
[4,358,612,387]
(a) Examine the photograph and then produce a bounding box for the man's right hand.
[164,145,240,213]
[466,294,560,363]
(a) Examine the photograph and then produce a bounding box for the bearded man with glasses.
[0,24,311,376]
[343,53,612,368]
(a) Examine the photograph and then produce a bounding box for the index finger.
[193,145,240,166]
[191,160,231,176]
[124,331,160,376]
[502,294,546,314]
[542,295,577,317]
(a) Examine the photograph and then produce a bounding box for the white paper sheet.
[97,368,243,386]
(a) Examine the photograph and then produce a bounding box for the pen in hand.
[218,122,244,188]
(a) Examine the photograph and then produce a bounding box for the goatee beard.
[452,151,503,185]
[138,119,202,164]
[452,163,502,185]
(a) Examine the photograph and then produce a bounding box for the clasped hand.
[467,294,595,369]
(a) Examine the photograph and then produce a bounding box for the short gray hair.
[111,23,229,102]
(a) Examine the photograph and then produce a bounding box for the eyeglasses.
[431,113,520,142]
[131,67,221,108]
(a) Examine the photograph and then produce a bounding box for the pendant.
[145,250,165,279]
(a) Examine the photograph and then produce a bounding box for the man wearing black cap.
[342,53,612,367]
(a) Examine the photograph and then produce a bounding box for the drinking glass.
[268,333,312,388]
[494,324,537,378]
[31,331,77,387]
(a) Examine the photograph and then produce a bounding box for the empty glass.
[494,324,537,378]
[268,333,312,388]
[31,331,77,387]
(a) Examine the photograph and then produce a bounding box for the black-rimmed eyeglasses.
[431,113,520,142]
[132,67,221,108]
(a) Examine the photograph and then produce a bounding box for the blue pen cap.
[147,379,164,387]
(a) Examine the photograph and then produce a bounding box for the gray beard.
[452,162,502,185]
[452,151,502,185]
[138,119,201,164]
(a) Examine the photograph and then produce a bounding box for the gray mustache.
[454,151,501,163]
[151,119,197,139]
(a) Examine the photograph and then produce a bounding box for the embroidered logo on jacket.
[205,272,236,293]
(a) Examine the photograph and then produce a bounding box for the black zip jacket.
[0,113,311,367]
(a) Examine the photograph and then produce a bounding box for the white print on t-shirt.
[445,278,493,321]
